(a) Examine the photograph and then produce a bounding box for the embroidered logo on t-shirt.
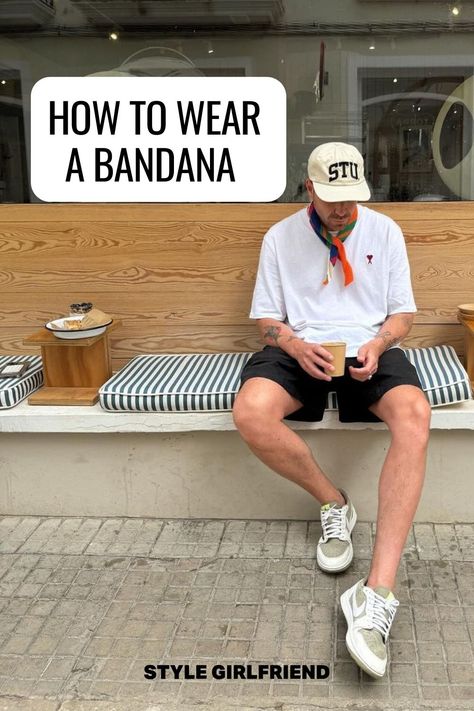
[366,254,373,265]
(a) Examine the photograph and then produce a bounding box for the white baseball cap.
[308,142,371,202]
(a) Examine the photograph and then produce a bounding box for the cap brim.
[312,180,371,202]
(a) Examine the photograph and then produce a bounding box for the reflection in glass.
[1,1,473,202]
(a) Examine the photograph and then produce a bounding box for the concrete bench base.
[1,401,473,522]
[2,399,474,432]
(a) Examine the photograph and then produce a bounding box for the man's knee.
[387,390,431,444]
[233,379,297,444]
[233,390,277,442]
[232,390,252,432]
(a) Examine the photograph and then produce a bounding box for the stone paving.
[1,516,474,710]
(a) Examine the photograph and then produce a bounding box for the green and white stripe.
[327,391,338,410]
[0,355,43,409]
[403,345,471,407]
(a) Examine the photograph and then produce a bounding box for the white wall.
[1,430,473,522]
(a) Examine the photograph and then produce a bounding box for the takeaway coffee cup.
[320,342,346,377]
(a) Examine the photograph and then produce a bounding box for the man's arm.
[348,312,415,381]
[258,318,300,357]
[257,317,334,381]
[372,312,415,354]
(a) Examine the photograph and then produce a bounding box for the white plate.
[45,316,112,339]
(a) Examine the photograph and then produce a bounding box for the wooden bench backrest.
[0,203,472,371]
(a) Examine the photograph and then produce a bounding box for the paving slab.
[1,516,474,710]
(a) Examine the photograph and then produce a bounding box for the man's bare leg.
[233,377,344,506]
[367,385,431,591]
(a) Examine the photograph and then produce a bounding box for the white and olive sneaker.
[316,489,357,573]
[340,578,399,678]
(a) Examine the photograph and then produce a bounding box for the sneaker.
[316,489,357,573]
[340,578,399,678]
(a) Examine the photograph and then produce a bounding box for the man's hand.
[348,340,383,382]
[259,319,335,381]
[290,340,336,382]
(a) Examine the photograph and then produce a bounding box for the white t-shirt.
[250,204,416,357]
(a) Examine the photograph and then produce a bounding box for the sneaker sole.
[340,589,386,678]
[316,508,357,573]
[316,544,353,573]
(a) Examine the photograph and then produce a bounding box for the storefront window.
[0,0,473,202]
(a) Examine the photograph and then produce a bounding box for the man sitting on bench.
[233,142,431,678]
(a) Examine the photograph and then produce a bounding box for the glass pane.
[362,71,472,201]
[1,0,473,202]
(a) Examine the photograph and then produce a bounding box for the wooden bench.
[0,202,473,521]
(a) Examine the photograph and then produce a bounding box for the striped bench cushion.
[403,345,471,407]
[99,346,471,413]
[99,353,252,412]
[0,355,43,409]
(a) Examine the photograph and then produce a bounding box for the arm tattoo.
[375,316,413,351]
[263,327,298,348]
[375,330,399,351]
[263,325,282,344]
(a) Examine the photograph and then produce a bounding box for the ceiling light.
[452,5,460,15]
[393,78,398,83]
[109,32,119,41]
[207,42,214,54]
[0,80,5,85]
[369,43,375,51]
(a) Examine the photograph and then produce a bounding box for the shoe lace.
[365,588,399,641]
[320,505,348,542]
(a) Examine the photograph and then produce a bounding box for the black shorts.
[239,346,423,423]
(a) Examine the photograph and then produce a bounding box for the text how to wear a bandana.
[307,203,357,286]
